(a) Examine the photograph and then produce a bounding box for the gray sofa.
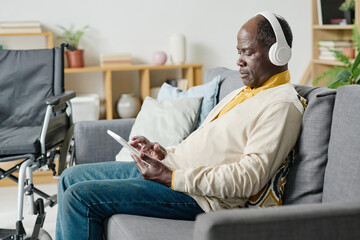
[73,67,360,240]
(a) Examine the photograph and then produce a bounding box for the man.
[56,12,303,240]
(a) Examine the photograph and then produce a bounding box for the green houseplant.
[313,25,360,88]
[339,0,355,24]
[57,24,89,68]
[314,50,360,88]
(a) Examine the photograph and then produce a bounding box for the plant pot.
[343,48,356,59]
[66,49,84,68]
[343,10,355,25]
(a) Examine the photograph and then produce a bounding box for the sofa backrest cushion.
[322,85,360,203]
[284,85,336,205]
[204,67,244,102]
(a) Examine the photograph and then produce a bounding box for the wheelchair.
[0,43,76,240]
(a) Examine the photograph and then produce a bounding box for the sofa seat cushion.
[284,85,336,204]
[106,214,194,240]
[323,85,360,202]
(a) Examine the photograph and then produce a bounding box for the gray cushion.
[284,85,336,204]
[107,214,194,240]
[204,67,244,102]
[0,49,55,128]
[0,126,41,156]
[322,85,360,203]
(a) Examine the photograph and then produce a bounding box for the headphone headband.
[257,11,292,66]
[258,11,289,46]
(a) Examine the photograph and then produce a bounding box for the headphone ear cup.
[276,46,292,66]
[268,43,278,66]
[268,42,292,66]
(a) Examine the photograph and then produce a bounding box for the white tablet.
[107,130,142,159]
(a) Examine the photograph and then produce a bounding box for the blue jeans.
[56,161,203,240]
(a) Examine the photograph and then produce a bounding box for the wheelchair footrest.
[0,228,16,239]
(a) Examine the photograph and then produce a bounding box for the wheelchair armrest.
[46,91,76,106]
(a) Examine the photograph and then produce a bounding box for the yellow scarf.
[212,70,290,121]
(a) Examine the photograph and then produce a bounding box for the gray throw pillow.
[284,85,336,204]
[204,67,244,103]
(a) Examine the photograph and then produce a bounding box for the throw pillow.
[246,147,297,208]
[157,75,221,128]
[116,96,203,161]
[284,86,336,204]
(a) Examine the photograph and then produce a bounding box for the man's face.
[236,18,274,88]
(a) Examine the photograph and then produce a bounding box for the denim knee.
[60,164,83,179]
[58,165,83,190]
[62,184,88,215]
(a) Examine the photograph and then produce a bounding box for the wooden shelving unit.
[303,0,360,85]
[65,63,203,120]
[0,32,53,49]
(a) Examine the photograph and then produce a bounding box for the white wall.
[0,0,312,116]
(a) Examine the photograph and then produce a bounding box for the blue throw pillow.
[157,75,221,128]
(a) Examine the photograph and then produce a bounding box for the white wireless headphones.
[257,11,292,66]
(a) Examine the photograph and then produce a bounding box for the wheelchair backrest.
[0,48,64,128]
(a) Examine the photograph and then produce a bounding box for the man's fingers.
[140,152,159,166]
[154,144,159,151]
[131,136,148,145]
[154,144,166,159]
[130,153,147,172]
[130,136,150,151]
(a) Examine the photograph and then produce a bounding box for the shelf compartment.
[313,25,354,30]
[65,64,203,120]
[312,59,347,66]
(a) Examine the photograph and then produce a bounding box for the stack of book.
[318,40,354,61]
[0,21,42,33]
[100,53,132,67]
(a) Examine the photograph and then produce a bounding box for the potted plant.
[315,50,360,88]
[313,25,360,88]
[57,24,89,68]
[339,0,355,24]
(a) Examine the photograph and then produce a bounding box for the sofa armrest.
[74,119,135,164]
[194,201,360,240]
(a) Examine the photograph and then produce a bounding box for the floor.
[0,183,58,239]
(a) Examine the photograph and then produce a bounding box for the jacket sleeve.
[172,102,302,198]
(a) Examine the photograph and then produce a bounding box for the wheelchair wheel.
[58,124,75,176]
[24,228,52,240]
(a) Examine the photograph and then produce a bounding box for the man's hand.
[131,152,172,187]
[130,136,167,160]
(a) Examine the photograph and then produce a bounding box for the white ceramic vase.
[169,33,186,65]
[117,93,141,118]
